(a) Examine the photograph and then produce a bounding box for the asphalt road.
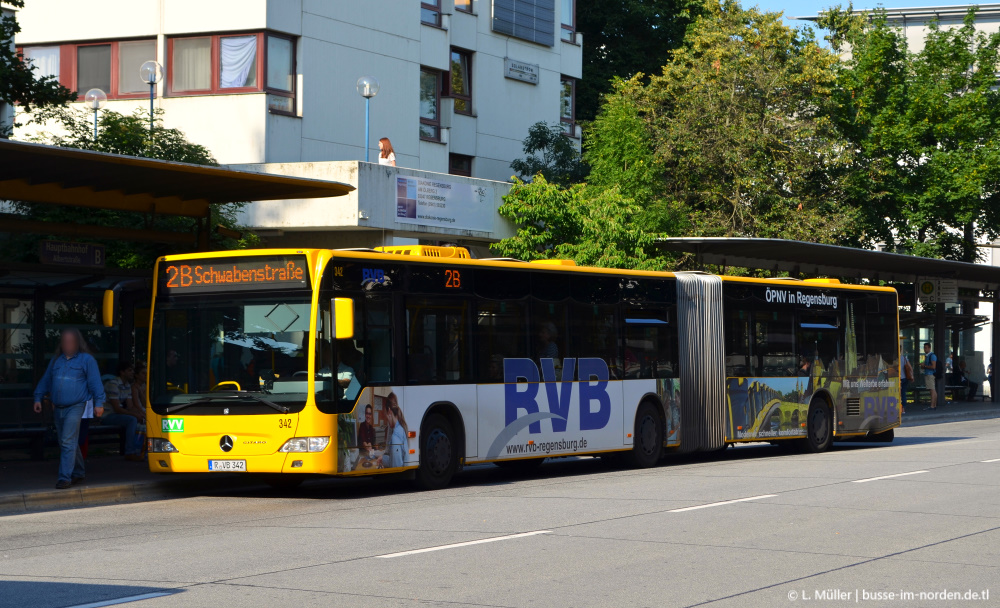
[1,418,998,608]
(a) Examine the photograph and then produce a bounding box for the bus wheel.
[870,428,894,443]
[628,401,664,468]
[416,414,457,490]
[799,399,833,453]
[496,458,545,473]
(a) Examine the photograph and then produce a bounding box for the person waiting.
[101,361,144,461]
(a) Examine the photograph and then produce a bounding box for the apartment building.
[13,0,583,181]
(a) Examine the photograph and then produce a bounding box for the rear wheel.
[799,399,833,453]
[416,414,457,490]
[869,428,895,443]
[628,401,664,468]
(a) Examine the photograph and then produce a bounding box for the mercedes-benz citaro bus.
[125,246,900,490]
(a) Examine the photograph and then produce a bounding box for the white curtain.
[173,38,211,91]
[220,36,257,88]
[23,46,60,79]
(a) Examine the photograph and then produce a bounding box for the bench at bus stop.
[0,423,128,460]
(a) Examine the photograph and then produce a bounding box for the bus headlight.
[149,437,178,453]
[279,437,330,453]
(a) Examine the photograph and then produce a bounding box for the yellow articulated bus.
[138,246,900,489]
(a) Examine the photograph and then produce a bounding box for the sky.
[752,0,973,31]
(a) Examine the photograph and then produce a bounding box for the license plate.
[208,460,246,472]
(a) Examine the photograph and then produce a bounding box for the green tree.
[575,0,704,122]
[4,106,256,268]
[0,0,75,135]
[583,75,683,235]
[510,121,587,185]
[640,1,856,243]
[491,176,665,270]
[821,7,1000,262]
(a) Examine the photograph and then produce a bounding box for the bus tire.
[416,413,457,490]
[628,401,664,468]
[496,458,545,473]
[870,428,894,443]
[799,399,833,453]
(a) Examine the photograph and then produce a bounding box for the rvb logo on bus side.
[503,358,612,434]
[162,418,185,433]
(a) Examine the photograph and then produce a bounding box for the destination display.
[158,256,309,293]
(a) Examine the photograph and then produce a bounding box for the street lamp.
[84,88,107,140]
[139,60,162,139]
[356,76,380,162]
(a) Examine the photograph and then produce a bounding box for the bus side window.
[623,307,677,379]
[364,297,393,384]
[475,299,528,382]
[754,309,796,377]
[405,297,470,384]
[724,306,752,377]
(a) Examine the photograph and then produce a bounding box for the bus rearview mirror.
[332,298,354,339]
[102,289,116,328]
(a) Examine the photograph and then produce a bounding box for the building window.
[22,46,60,80]
[219,35,258,89]
[420,68,441,141]
[76,44,111,96]
[561,0,576,42]
[421,0,442,27]
[450,49,472,115]
[265,34,295,115]
[22,40,156,100]
[171,37,212,92]
[455,0,473,13]
[492,0,555,47]
[449,154,473,177]
[167,32,295,112]
[118,40,156,94]
[561,76,575,134]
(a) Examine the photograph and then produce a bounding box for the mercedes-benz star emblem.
[220,435,234,452]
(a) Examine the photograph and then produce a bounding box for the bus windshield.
[150,295,313,407]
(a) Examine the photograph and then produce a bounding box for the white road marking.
[66,592,174,608]
[668,494,777,513]
[982,458,1000,463]
[852,470,928,483]
[376,530,551,558]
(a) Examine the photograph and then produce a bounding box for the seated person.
[101,361,144,462]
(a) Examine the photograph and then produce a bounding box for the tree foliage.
[821,6,1000,262]
[509,121,587,185]
[576,0,703,122]
[4,107,256,269]
[491,176,664,270]
[641,1,856,243]
[0,0,75,134]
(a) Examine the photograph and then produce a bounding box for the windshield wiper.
[163,392,289,414]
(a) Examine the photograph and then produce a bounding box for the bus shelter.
[0,140,353,441]
[658,237,1000,408]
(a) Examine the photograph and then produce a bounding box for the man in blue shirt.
[33,329,106,488]
[921,342,938,410]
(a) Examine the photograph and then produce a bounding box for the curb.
[0,475,256,516]
[903,407,1000,427]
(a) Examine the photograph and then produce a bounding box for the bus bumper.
[147,451,337,475]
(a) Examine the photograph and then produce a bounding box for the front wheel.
[627,401,664,468]
[416,414,457,490]
[799,400,833,453]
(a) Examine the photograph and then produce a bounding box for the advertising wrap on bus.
[334,360,684,472]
